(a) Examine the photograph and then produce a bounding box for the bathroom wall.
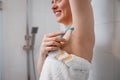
[113,0,120,59]
[3,0,27,80]
[89,0,120,80]
[0,6,3,80]
[3,0,59,80]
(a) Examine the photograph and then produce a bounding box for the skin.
[37,0,95,76]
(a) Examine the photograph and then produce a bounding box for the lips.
[54,10,62,17]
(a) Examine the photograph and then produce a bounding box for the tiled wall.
[3,0,27,80]
[3,0,59,80]
[0,10,3,80]
[113,0,120,59]
[89,0,120,80]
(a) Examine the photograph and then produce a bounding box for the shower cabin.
[1,0,120,80]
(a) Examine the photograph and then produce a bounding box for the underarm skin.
[69,0,95,62]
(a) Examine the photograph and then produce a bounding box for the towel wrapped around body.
[39,27,91,80]
[39,49,91,80]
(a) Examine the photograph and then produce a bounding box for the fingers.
[45,46,59,52]
[45,37,66,43]
[46,31,65,37]
[43,31,66,44]
[45,41,62,47]
[40,31,66,56]
[40,41,60,54]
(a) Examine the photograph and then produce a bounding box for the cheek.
[59,1,67,10]
[63,7,71,17]
[58,1,71,17]
[61,3,70,13]
[60,5,68,15]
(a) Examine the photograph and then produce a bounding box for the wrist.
[39,52,48,58]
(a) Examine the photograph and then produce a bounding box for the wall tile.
[115,0,120,22]
[0,10,3,80]
[112,22,120,59]
[3,0,27,80]
[94,23,115,54]
[92,0,115,25]
[89,53,120,80]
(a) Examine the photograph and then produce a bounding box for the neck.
[59,18,72,28]
[63,22,72,28]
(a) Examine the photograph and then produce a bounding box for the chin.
[56,19,62,23]
[56,17,65,23]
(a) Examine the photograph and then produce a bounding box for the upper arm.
[69,0,94,43]
[69,0,94,29]
[69,0,95,56]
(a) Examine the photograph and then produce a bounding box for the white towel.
[39,50,91,80]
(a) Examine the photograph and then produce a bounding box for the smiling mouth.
[54,10,62,17]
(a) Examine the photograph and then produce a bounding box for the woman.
[37,0,95,80]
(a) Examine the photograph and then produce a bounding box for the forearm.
[37,53,47,77]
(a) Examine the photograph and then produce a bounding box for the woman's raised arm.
[69,0,95,62]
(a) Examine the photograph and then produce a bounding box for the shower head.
[31,27,38,50]
[0,1,2,10]
[31,27,38,34]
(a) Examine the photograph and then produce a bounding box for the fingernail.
[63,39,67,41]
[61,42,65,45]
